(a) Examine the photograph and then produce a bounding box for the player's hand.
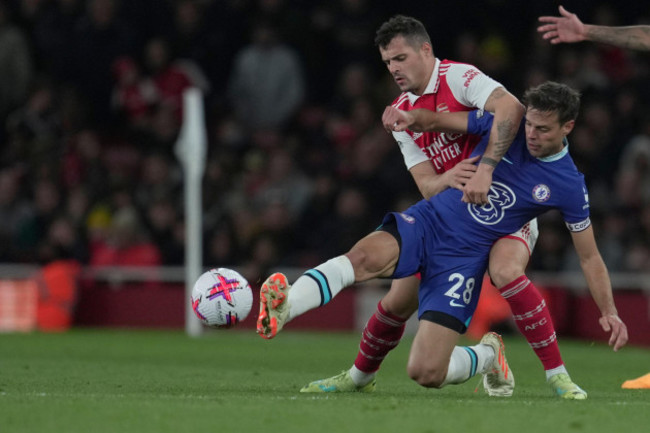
[538,6,586,44]
[461,163,492,204]
[382,106,414,133]
[598,313,628,352]
[444,156,480,190]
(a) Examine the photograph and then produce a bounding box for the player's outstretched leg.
[548,373,587,399]
[480,332,515,397]
[257,273,291,339]
[300,370,376,393]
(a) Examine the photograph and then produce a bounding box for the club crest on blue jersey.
[399,213,415,224]
[467,182,516,225]
[532,184,551,202]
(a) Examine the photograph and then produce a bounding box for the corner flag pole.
[175,88,207,337]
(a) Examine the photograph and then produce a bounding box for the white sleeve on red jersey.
[445,63,503,110]
[392,130,429,169]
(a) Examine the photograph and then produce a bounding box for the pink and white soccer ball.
[191,268,253,328]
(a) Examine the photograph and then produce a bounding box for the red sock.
[498,276,563,370]
[353,302,407,373]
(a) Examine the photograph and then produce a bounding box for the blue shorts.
[379,204,490,333]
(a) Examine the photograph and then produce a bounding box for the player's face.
[525,108,575,158]
[379,35,433,95]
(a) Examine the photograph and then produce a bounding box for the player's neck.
[537,141,568,162]
[415,59,436,96]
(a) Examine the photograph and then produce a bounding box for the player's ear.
[421,41,433,57]
[561,119,575,135]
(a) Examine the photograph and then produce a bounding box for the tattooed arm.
[462,87,524,204]
[538,5,650,50]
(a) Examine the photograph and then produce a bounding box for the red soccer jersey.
[392,59,502,174]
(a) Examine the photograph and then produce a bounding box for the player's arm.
[466,87,524,204]
[538,5,650,50]
[384,108,480,199]
[382,106,469,133]
[409,156,479,199]
[569,226,629,351]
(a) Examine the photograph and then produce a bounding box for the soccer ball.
[190,268,253,328]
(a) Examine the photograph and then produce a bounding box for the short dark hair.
[375,15,431,49]
[522,81,581,124]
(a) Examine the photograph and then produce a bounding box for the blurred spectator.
[529,214,570,272]
[61,129,108,196]
[133,152,181,211]
[144,197,183,266]
[110,56,158,130]
[0,168,33,261]
[239,232,281,286]
[0,1,33,120]
[71,0,137,123]
[329,62,376,116]
[90,206,161,267]
[65,185,91,228]
[143,36,208,123]
[251,147,313,217]
[204,218,241,268]
[309,185,374,260]
[295,171,340,266]
[38,214,88,264]
[16,178,63,259]
[597,210,628,272]
[31,0,83,82]
[476,33,513,84]
[454,32,481,65]
[4,79,61,168]
[228,19,305,131]
[169,0,218,80]
[615,133,650,207]
[327,0,381,70]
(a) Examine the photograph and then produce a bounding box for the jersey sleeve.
[466,110,493,137]
[445,63,503,110]
[392,130,429,169]
[562,179,591,232]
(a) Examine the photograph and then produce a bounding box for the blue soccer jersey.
[383,110,590,331]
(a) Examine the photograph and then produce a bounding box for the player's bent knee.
[490,266,525,289]
[407,363,446,388]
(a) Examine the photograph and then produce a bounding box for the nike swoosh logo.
[449,300,466,308]
[501,156,513,164]
[318,385,337,392]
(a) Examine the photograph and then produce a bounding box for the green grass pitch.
[1,329,649,433]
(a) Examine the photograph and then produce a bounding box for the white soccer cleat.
[256,273,291,339]
[480,332,515,397]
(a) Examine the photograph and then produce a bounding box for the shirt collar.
[537,137,570,162]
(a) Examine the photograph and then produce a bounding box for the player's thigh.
[488,237,531,287]
[381,275,419,319]
[407,320,460,385]
[346,230,400,280]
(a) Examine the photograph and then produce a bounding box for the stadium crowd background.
[1,0,650,287]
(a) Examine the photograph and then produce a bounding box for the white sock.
[349,365,376,387]
[441,343,495,387]
[287,255,355,321]
[545,365,568,381]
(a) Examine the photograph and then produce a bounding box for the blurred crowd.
[1,0,650,284]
